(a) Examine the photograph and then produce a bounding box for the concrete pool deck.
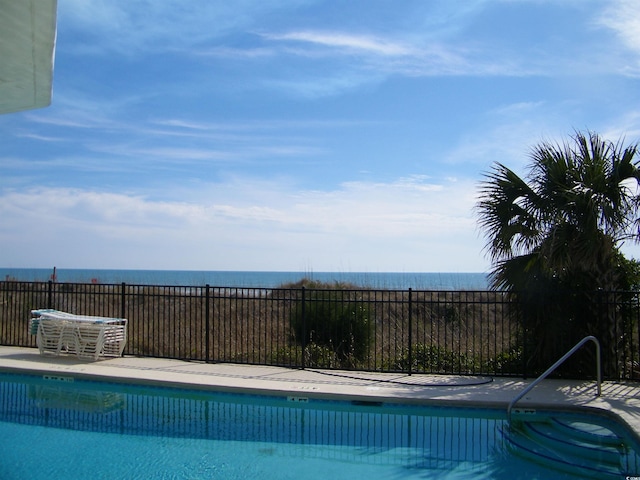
[1,345,640,437]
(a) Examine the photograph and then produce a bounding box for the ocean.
[0,268,489,290]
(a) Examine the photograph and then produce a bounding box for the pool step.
[550,417,625,447]
[504,416,632,479]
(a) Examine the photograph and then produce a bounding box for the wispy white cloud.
[55,0,624,105]
[594,0,640,76]
[194,46,276,59]
[600,110,640,146]
[6,0,640,273]
[442,100,608,171]
[261,31,414,56]
[598,0,640,53]
[59,0,294,54]
[488,101,547,117]
[261,28,526,77]
[14,133,66,142]
[10,105,329,173]
[150,117,377,132]
[0,175,486,271]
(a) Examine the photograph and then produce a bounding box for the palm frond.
[477,130,640,292]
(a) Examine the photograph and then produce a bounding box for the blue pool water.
[0,373,639,479]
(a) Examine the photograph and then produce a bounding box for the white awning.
[0,0,57,114]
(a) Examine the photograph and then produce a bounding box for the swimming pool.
[0,373,638,479]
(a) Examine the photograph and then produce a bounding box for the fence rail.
[1,281,638,379]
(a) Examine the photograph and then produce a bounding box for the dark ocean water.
[0,268,489,290]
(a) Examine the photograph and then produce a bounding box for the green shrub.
[486,347,523,375]
[303,342,339,368]
[269,345,302,366]
[271,342,345,368]
[391,343,477,374]
[290,288,373,364]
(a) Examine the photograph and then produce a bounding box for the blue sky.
[2,0,640,273]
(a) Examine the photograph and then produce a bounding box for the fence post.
[522,298,529,379]
[120,283,126,319]
[408,288,413,376]
[47,280,53,309]
[301,286,306,370]
[205,284,210,363]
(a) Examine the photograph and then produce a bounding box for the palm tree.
[477,131,640,377]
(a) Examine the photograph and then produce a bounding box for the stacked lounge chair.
[30,309,127,361]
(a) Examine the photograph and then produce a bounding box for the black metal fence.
[1,281,638,379]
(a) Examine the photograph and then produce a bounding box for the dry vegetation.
[1,280,521,375]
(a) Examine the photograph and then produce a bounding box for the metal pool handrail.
[507,335,601,420]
